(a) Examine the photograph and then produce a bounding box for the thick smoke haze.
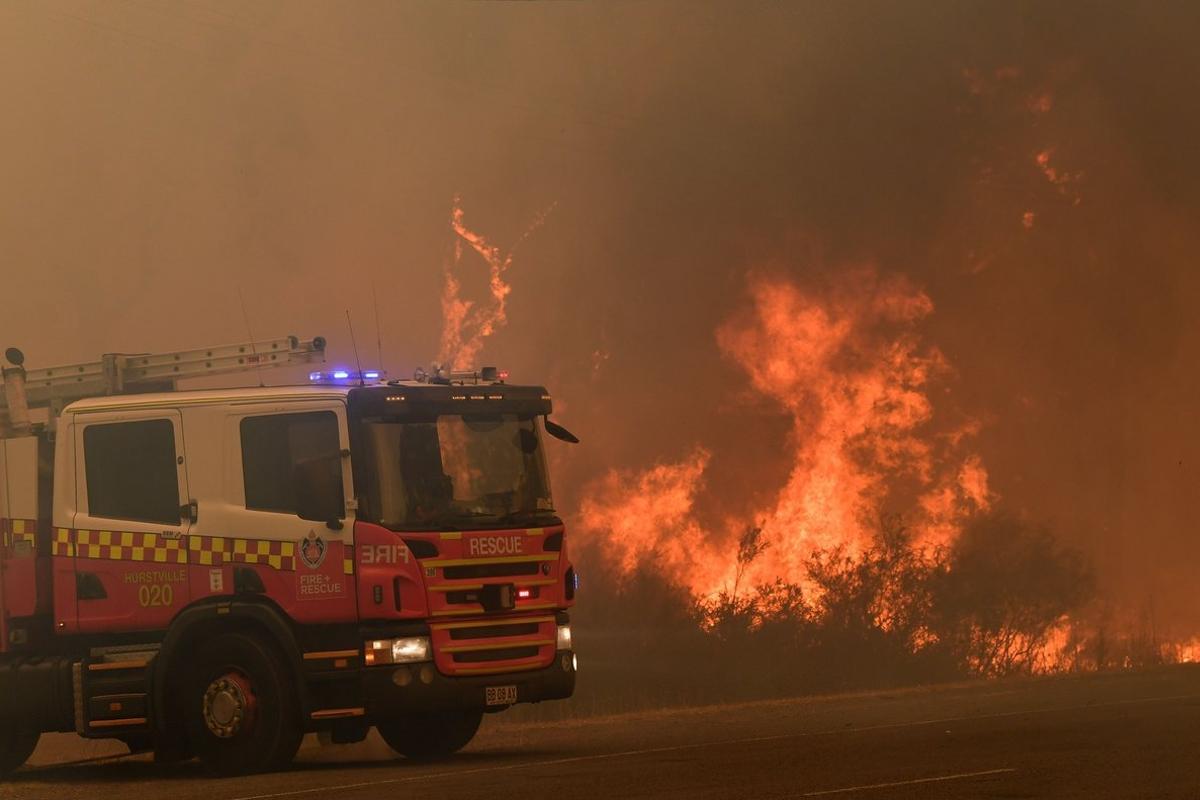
[3,2,1199,632]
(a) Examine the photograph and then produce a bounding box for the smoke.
[3,2,1200,639]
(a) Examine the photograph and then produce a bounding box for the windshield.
[359,413,555,530]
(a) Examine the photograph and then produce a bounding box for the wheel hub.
[202,672,256,739]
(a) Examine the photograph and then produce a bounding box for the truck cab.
[0,339,577,774]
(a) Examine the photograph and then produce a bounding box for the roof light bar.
[411,365,508,385]
[309,369,386,385]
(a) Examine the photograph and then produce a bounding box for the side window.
[241,411,344,521]
[84,419,181,524]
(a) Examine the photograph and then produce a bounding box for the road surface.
[5,665,1199,799]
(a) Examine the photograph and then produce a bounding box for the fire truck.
[0,336,578,775]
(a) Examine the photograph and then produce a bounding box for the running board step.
[75,655,155,738]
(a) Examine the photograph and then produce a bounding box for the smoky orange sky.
[3,2,1199,632]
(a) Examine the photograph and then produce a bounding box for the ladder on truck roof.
[0,335,326,415]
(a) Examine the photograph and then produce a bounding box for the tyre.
[184,632,303,775]
[377,710,483,760]
[0,729,39,778]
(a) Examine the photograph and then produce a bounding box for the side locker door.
[72,411,192,633]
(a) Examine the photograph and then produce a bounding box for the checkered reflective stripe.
[189,535,295,571]
[51,528,73,557]
[49,529,300,572]
[76,530,187,564]
[1,518,37,552]
[343,546,354,576]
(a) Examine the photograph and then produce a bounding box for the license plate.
[486,685,518,706]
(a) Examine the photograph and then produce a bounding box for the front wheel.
[184,632,303,775]
[377,710,483,760]
[0,729,39,778]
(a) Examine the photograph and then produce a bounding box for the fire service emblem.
[300,530,327,570]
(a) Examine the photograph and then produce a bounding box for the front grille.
[449,623,540,641]
[452,646,540,664]
[443,562,540,580]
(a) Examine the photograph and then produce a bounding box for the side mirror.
[543,417,579,444]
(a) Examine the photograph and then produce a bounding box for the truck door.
[212,405,356,625]
[71,410,192,633]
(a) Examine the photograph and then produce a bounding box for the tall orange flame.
[577,269,991,598]
[437,197,553,370]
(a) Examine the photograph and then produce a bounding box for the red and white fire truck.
[0,336,578,774]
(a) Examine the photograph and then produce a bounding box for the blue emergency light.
[309,369,386,384]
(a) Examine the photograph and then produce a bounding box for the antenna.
[372,279,384,373]
[346,310,365,386]
[238,287,266,387]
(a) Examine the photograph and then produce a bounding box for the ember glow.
[1035,148,1083,204]
[577,270,991,598]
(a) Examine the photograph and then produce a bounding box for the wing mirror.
[543,417,579,444]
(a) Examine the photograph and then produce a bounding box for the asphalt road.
[6,665,1200,799]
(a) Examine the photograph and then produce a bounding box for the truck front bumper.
[362,652,577,715]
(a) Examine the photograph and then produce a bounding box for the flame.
[436,197,553,370]
[577,269,991,598]
[577,448,726,592]
[1177,638,1200,664]
[1031,620,1076,674]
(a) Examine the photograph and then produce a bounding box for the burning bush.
[798,514,955,688]
[927,512,1093,676]
[568,508,1095,711]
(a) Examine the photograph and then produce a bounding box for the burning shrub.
[797,514,956,689]
[927,512,1093,676]
[695,526,801,639]
[561,507,1095,715]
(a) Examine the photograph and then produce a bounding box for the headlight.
[556,624,572,651]
[364,636,431,665]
